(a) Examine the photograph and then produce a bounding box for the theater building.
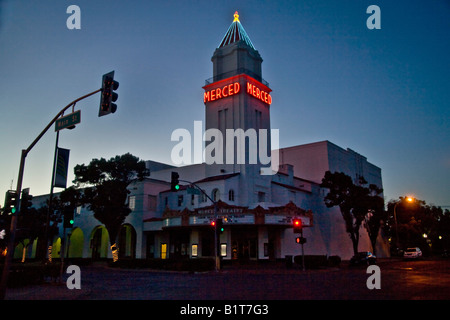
[22,12,388,263]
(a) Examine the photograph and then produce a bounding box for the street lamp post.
[393,196,415,253]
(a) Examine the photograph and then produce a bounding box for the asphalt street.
[4,258,450,300]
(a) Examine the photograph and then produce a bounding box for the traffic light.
[3,190,18,215]
[20,188,33,214]
[216,218,224,234]
[171,172,180,191]
[99,71,119,117]
[295,237,307,245]
[63,207,75,228]
[293,218,302,233]
[210,220,216,227]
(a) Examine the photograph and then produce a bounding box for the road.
[5,258,450,300]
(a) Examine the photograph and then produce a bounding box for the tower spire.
[218,11,255,50]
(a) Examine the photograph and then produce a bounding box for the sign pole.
[179,179,219,272]
[0,88,101,300]
[43,129,60,262]
[301,228,305,271]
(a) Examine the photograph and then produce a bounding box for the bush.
[5,262,62,287]
[327,255,341,267]
[294,255,340,269]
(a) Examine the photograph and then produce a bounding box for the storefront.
[145,200,312,261]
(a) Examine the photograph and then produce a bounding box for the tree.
[320,171,384,255]
[362,186,386,255]
[386,198,450,255]
[73,153,149,261]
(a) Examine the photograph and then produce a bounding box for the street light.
[393,196,416,251]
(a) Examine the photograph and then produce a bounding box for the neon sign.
[203,76,272,105]
[204,82,241,103]
[246,82,272,105]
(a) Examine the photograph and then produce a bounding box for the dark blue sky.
[0,0,449,207]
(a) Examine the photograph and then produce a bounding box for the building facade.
[20,12,388,263]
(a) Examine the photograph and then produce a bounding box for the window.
[212,189,220,202]
[255,110,262,130]
[148,195,157,211]
[228,189,235,202]
[200,192,207,203]
[191,244,198,257]
[161,243,167,259]
[258,191,266,202]
[191,194,195,206]
[220,243,227,257]
[129,196,136,211]
[177,195,184,207]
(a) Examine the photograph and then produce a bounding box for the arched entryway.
[67,227,84,258]
[90,226,110,259]
[118,224,136,259]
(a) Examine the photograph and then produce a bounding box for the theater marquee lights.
[204,77,272,105]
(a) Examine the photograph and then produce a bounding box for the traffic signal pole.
[177,179,220,272]
[0,88,101,300]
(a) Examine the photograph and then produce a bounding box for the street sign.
[55,110,81,131]
[187,187,201,195]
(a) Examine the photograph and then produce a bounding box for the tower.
[203,12,273,205]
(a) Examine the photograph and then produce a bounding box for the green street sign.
[55,110,81,131]
[187,187,201,195]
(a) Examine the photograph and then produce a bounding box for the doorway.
[231,227,257,261]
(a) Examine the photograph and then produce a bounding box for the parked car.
[350,251,376,266]
[404,247,422,259]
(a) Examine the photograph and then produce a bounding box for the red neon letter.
[204,91,210,103]
[228,83,233,96]
[222,85,228,97]
[234,82,240,95]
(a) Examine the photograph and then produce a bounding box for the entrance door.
[231,227,257,261]
[170,230,190,259]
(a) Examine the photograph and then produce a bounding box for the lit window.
[129,196,136,211]
[192,244,198,257]
[220,243,227,257]
[161,243,167,259]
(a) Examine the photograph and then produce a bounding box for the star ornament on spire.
[233,11,240,22]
